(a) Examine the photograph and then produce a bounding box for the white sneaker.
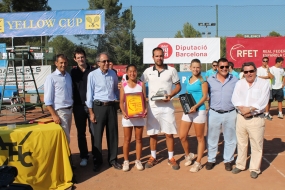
[80,158,88,167]
[278,113,283,119]
[184,153,195,166]
[189,162,202,173]
[122,160,129,172]
[135,160,144,171]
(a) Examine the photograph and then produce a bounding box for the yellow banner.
[0,123,73,190]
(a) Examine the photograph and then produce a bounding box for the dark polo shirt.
[70,64,95,105]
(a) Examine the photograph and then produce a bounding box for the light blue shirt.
[205,69,217,78]
[44,69,73,110]
[230,70,240,79]
[86,68,119,108]
[207,73,238,111]
[186,76,206,111]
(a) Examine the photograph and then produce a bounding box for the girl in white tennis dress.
[119,64,147,172]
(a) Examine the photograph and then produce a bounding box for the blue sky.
[48,0,285,9]
[48,0,285,43]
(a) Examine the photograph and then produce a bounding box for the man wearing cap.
[205,61,218,78]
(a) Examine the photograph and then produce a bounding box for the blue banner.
[0,10,105,37]
[0,43,7,67]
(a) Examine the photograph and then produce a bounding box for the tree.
[220,36,226,58]
[78,0,144,72]
[235,34,244,38]
[0,0,51,12]
[268,31,281,37]
[175,22,201,38]
[48,36,76,65]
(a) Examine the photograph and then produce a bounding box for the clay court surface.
[1,102,285,190]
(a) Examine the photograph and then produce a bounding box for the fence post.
[130,5,132,64]
[216,5,218,37]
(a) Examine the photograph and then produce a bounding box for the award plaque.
[179,93,196,114]
[124,92,145,118]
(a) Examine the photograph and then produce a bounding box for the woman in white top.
[119,64,147,172]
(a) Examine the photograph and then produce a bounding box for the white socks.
[151,150,156,159]
[168,151,174,160]
[150,150,174,160]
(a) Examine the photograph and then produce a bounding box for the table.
[0,122,73,190]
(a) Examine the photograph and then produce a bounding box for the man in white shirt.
[269,57,285,119]
[256,57,274,120]
[44,54,73,144]
[140,47,181,170]
[231,62,270,179]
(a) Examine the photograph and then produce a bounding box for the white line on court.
[262,156,285,178]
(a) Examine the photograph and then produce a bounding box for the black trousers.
[91,103,118,164]
[73,104,95,159]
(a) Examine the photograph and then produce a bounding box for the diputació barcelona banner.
[0,10,105,37]
[143,38,220,64]
[226,37,285,68]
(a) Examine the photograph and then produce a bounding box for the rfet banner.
[226,37,285,68]
[0,65,51,93]
[0,10,105,37]
[143,38,220,64]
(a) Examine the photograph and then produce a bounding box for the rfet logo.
[229,44,258,61]
[158,42,173,59]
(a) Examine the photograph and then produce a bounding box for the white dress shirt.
[231,77,270,114]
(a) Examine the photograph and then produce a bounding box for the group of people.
[44,47,283,179]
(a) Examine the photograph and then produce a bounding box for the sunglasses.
[262,60,268,62]
[99,60,110,63]
[243,70,255,74]
[219,65,229,69]
[213,65,218,67]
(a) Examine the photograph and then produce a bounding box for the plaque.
[124,92,146,118]
[179,93,196,114]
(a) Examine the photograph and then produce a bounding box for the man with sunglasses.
[257,57,274,120]
[86,52,122,171]
[269,57,285,119]
[205,61,218,78]
[206,58,238,171]
[231,62,270,179]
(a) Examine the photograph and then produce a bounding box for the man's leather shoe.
[109,161,122,170]
[205,162,215,170]
[93,162,102,172]
[93,159,102,172]
[232,167,242,174]
[250,171,258,179]
[224,162,232,171]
